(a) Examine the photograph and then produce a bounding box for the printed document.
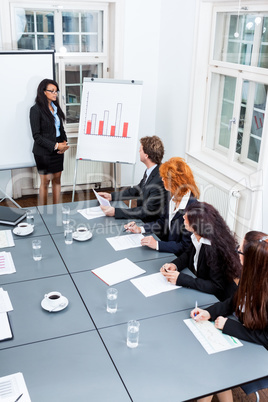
[0,312,12,341]
[131,272,179,297]
[0,288,13,313]
[93,189,111,206]
[92,258,146,285]
[0,252,16,275]
[184,318,243,354]
[0,230,15,249]
[0,372,31,401]
[78,206,105,220]
[106,233,144,251]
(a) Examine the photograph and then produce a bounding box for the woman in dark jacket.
[30,78,69,205]
[161,201,241,301]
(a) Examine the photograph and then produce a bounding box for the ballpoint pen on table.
[14,393,23,402]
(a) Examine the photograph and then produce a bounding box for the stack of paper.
[0,372,31,401]
[0,230,15,249]
[131,272,179,297]
[92,258,146,285]
[184,318,243,354]
[106,233,144,251]
[0,288,13,342]
[78,206,105,220]
[0,252,16,275]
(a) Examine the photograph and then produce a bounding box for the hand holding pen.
[190,306,211,322]
[123,222,141,233]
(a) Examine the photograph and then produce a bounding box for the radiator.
[190,167,240,233]
[33,143,111,188]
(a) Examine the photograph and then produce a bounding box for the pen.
[194,300,198,317]
[123,223,134,232]
[14,394,23,402]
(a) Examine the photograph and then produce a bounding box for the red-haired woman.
[189,231,268,402]
[124,157,200,256]
[161,202,241,301]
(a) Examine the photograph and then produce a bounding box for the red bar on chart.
[86,121,91,134]
[98,121,104,135]
[122,122,128,138]
[110,126,115,136]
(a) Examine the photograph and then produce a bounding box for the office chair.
[241,377,268,401]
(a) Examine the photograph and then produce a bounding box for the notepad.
[0,372,31,401]
[0,230,15,249]
[0,206,26,226]
[0,252,16,275]
[92,258,146,285]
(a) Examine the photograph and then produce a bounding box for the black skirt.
[34,151,64,175]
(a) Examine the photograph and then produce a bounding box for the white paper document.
[78,206,105,220]
[93,189,111,207]
[106,233,144,251]
[92,258,146,285]
[0,230,15,249]
[184,318,243,354]
[131,272,179,297]
[0,312,12,341]
[0,372,31,401]
[0,288,13,313]
[0,252,16,276]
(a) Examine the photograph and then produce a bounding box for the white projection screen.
[0,51,55,170]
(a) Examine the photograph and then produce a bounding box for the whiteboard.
[0,51,55,170]
[76,78,143,164]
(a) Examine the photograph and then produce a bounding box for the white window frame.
[187,0,268,184]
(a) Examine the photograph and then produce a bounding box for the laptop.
[0,206,27,226]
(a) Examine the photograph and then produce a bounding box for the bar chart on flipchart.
[76,79,143,164]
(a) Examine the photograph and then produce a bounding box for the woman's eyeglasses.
[235,245,244,255]
[45,90,60,95]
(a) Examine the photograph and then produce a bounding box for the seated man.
[98,135,167,222]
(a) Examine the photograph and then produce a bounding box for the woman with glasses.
[190,231,268,402]
[161,201,241,301]
[30,78,69,204]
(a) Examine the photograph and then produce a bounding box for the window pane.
[82,65,100,80]
[62,12,79,32]
[81,35,98,52]
[258,17,268,68]
[66,86,80,104]
[81,12,99,32]
[18,34,35,50]
[66,105,80,123]
[36,12,54,33]
[206,74,236,151]
[63,34,79,52]
[66,65,80,84]
[37,34,54,50]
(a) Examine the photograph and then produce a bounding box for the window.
[205,10,268,168]
[12,4,108,130]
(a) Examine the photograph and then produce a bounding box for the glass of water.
[64,225,73,245]
[32,239,42,261]
[62,206,70,225]
[26,210,34,226]
[127,320,140,348]
[106,288,118,313]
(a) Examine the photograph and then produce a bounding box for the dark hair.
[185,201,241,281]
[159,157,200,203]
[234,231,268,330]
[35,78,65,122]
[140,136,164,165]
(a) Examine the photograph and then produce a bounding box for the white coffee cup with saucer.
[73,225,92,241]
[41,291,68,312]
[13,222,34,236]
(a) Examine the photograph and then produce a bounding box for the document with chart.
[184,319,243,354]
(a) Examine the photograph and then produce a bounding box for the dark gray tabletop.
[0,235,68,285]
[71,257,217,328]
[99,309,268,402]
[0,331,130,402]
[0,274,95,350]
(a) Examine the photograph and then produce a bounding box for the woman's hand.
[190,308,211,321]
[124,222,141,233]
[100,205,115,216]
[57,141,69,153]
[141,235,157,249]
[98,192,112,201]
[214,316,228,330]
[160,263,177,273]
[161,267,179,284]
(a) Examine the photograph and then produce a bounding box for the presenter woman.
[124,157,199,256]
[30,78,69,205]
[190,231,268,402]
[161,202,241,301]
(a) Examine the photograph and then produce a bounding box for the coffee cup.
[76,225,89,239]
[17,222,32,234]
[44,291,63,307]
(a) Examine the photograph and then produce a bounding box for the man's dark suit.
[111,165,167,222]
[172,243,237,301]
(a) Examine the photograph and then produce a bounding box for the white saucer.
[41,296,68,312]
[13,225,34,236]
[72,231,92,241]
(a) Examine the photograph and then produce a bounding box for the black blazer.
[30,103,67,156]
[143,194,197,256]
[172,243,237,301]
[111,165,167,222]
[207,297,268,349]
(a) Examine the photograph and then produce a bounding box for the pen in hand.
[123,223,134,232]
[194,301,198,317]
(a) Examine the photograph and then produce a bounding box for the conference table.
[0,200,268,401]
